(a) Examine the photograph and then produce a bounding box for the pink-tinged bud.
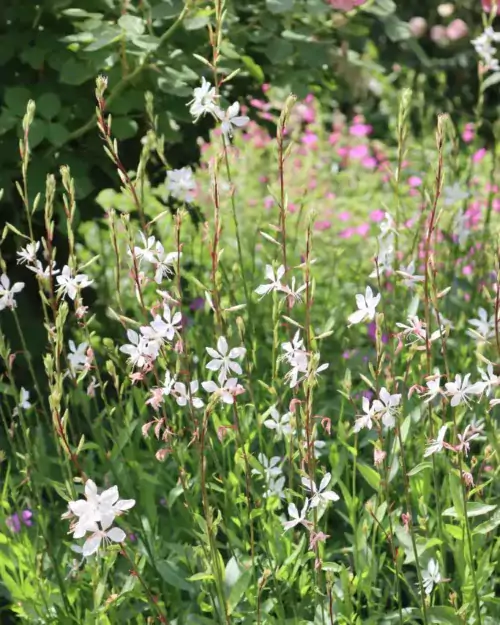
[409,16,427,38]
[446,19,468,41]
[155,447,170,462]
[430,25,449,45]
[142,421,154,437]
[289,398,302,413]
[374,449,387,466]
[217,426,229,443]
[462,471,474,488]
[482,0,494,13]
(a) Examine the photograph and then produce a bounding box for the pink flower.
[328,0,366,9]
[482,0,493,12]
[446,19,468,41]
[462,123,475,143]
[349,123,372,137]
[362,156,378,169]
[409,16,427,38]
[314,220,332,231]
[357,223,370,236]
[349,144,369,160]
[408,175,422,187]
[430,24,449,45]
[338,211,351,222]
[473,148,487,163]
[370,209,385,222]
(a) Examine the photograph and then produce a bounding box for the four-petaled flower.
[56,265,93,301]
[0,273,25,310]
[201,377,245,404]
[424,425,448,457]
[301,472,340,508]
[422,558,441,595]
[282,501,310,531]
[348,286,380,325]
[216,102,250,140]
[206,336,246,383]
[255,265,285,297]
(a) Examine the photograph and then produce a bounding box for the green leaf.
[37,93,62,121]
[59,59,95,85]
[363,0,396,16]
[266,0,294,13]
[5,87,31,116]
[118,15,146,38]
[481,72,500,92]
[85,27,122,52]
[265,39,294,64]
[241,56,265,83]
[228,567,253,615]
[157,560,193,591]
[26,119,47,149]
[111,118,139,140]
[187,572,215,582]
[357,462,381,491]
[442,503,497,519]
[407,462,432,477]
[428,605,462,624]
[383,16,411,42]
[473,509,500,534]
[47,122,70,146]
[151,1,185,20]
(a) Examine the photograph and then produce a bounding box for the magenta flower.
[328,0,366,10]
[6,509,33,532]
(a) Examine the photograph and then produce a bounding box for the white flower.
[424,425,448,457]
[154,243,179,284]
[313,439,326,459]
[120,329,158,369]
[445,374,484,407]
[422,559,441,595]
[141,305,182,346]
[348,286,380,325]
[27,260,60,279]
[353,397,374,432]
[132,233,157,265]
[263,406,293,439]
[301,472,339,509]
[255,264,285,297]
[56,265,93,301]
[0,274,24,310]
[17,241,40,265]
[264,476,285,500]
[188,77,218,121]
[215,102,249,140]
[422,374,442,403]
[67,341,90,378]
[372,387,401,429]
[68,479,135,539]
[396,315,443,346]
[478,363,499,397]
[252,453,283,481]
[472,27,500,72]
[396,260,424,289]
[206,336,246,384]
[81,521,126,557]
[13,387,32,416]
[283,500,310,531]
[467,308,495,344]
[173,380,204,409]
[282,331,307,369]
[166,167,196,203]
[201,377,244,405]
[443,183,469,206]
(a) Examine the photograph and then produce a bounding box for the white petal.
[217,336,228,356]
[82,533,102,557]
[106,527,126,543]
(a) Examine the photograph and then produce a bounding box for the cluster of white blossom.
[64,480,135,557]
[472,26,500,71]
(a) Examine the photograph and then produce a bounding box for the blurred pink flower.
[328,0,366,9]
[430,24,449,45]
[362,156,378,169]
[350,123,373,137]
[314,220,332,231]
[473,148,487,163]
[462,123,475,143]
[482,0,493,12]
[409,16,427,38]
[446,19,468,41]
[349,144,369,159]
[408,175,422,187]
[370,209,385,222]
